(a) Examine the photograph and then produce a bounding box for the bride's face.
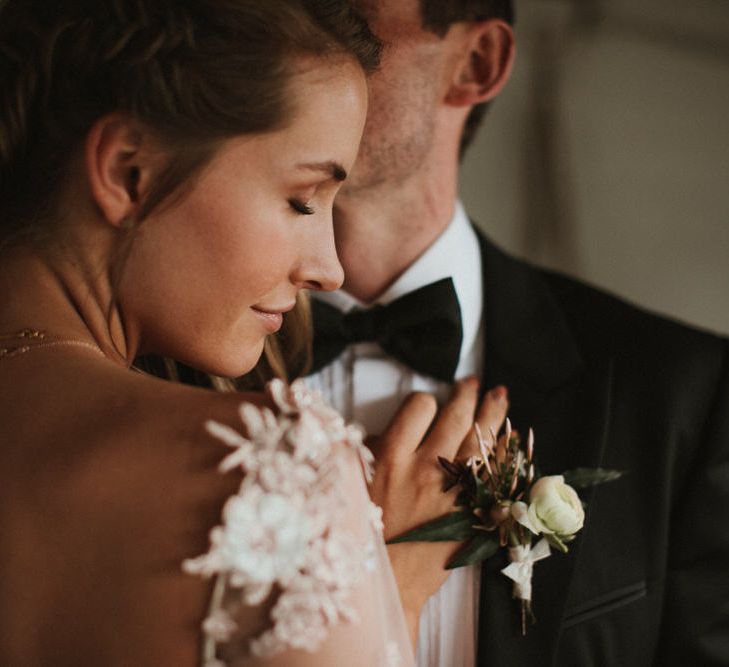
[119,58,368,375]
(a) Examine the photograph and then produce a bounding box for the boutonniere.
[388,420,623,635]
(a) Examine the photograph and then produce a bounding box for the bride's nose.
[292,225,344,293]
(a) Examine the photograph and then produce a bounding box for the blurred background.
[461,0,729,335]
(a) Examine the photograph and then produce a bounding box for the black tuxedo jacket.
[475,233,729,666]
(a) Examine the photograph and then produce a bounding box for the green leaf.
[563,467,624,489]
[474,475,491,507]
[456,490,471,507]
[446,535,500,569]
[544,532,569,553]
[387,512,474,544]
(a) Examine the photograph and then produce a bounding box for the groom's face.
[343,0,445,192]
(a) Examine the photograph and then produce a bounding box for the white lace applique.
[368,501,384,533]
[183,379,379,663]
[386,641,404,667]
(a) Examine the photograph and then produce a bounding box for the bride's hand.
[368,379,509,645]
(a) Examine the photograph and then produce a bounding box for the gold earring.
[120,216,135,230]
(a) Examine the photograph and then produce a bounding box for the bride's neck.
[0,241,136,365]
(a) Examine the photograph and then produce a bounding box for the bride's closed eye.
[288,198,315,215]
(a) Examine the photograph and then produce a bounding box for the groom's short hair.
[419,0,515,156]
[419,0,514,33]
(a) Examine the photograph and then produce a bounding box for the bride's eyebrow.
[296,161,348,182]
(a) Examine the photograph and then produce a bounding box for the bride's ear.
[445,19,515,108]
[85,114,158,227]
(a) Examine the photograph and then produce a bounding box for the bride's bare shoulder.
[0,355,259,532]
[1,353,259,456]
[0,356,259,665]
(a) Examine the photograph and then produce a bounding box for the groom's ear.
[85,114,161,227]
[444,19,515,108]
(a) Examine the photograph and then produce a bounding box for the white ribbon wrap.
[500,538,551,601]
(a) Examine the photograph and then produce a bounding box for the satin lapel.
[475,234,615,666]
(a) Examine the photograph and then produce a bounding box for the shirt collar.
[315,201,483,367]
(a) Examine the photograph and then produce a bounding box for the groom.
[306,1,729,665]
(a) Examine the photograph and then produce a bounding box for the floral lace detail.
[386,641,404,667]
[183,380,378,663]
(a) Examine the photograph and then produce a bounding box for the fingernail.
[460,375,479,388]
[491,385,508,401]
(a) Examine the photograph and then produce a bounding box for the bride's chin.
[197,339,265,379]
[137,342,264,378]
[135,329,266,380]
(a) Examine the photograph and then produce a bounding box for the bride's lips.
[251,303,295,333]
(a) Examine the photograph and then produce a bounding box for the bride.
[0,1,507,665]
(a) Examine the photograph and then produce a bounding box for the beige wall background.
[460,0,729,335]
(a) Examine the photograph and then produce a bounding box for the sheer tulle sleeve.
[183,380,414,667]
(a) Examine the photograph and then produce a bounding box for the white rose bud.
[528,475,584,537]
[513,476,584,538]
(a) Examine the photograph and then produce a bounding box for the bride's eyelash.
[288,198,315,215]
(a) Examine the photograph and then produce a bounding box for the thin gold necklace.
[0,329,105,360]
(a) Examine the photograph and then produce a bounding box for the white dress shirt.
[306,202,484,667]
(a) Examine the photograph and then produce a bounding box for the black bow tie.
[309,277,463,382]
